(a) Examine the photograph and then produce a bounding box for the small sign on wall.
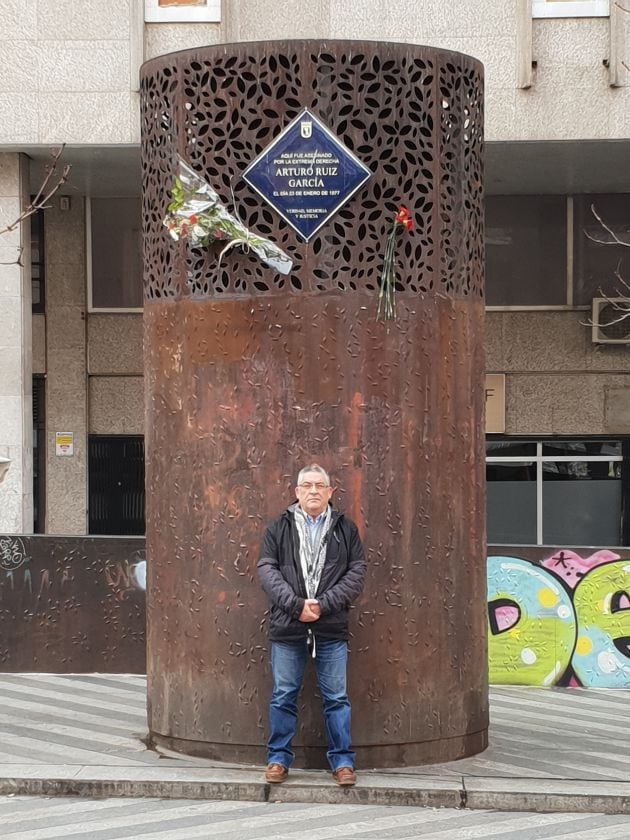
[486,375,506,434]
[144,0,221,22]
[55,432,74,457]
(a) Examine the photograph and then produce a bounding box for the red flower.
[395,206,413,232]
[189,214,198,224]
[377,205,414,321]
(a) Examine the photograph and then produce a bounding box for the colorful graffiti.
[488,550,630,687]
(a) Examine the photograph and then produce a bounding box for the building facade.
[1,0,630,550]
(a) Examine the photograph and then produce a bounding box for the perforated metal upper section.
[141,41,483,301]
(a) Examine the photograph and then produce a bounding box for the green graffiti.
[487,556,576,686]
[488,555,630,688]
[572,561,630,688]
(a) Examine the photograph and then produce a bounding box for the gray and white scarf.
[292,502,333,599]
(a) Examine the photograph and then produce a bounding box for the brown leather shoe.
[265,763,288,784]
[332,766,356,786]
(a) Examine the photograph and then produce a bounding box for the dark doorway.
[33,375,46,533]
[88,436,145,535]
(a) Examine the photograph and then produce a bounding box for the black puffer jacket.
[257,505,366,641]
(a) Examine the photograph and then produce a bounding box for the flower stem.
[378,225,399,321]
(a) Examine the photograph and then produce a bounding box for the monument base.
[149,728,488,769]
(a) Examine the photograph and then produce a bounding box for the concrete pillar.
[0,153,33,533]
[44,198,87,534]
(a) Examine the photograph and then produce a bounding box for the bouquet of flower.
[377,206,414,321]
[164,157,293,276]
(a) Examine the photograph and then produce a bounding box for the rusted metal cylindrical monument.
[141,40,487,767]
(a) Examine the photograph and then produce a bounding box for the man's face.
[295,471,334,518]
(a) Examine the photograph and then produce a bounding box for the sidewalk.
[0,674,629,815]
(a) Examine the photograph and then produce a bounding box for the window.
[574,194,630,305]
[88,198,143,311]
[533,0,609,17]
[487,438,627,546]
[486,196,567,306]
[88,436,145,535]
[486,193,630,309]
[31,208,45,313]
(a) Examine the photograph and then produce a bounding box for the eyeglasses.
[298,482,330,491]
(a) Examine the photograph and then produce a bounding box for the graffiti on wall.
[2,534,628,684]
[488,550,630,687]
[0,536,146,673]
[0,537,28,571]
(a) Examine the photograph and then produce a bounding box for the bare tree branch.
[612,261,630,293]
[584,204,630,247]
[581,205,630,331]
[0,246,24,267]
[0,145,71,239]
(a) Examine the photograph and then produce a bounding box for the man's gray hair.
[297,463,331,486]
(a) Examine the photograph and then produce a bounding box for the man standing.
[257,464,366,786]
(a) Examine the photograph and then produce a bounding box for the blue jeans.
[267,638,355,772]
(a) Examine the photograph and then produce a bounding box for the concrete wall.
[87,314,142,376]
[44,197,87,534]
[487,311,630,436]
[0,2,628,145]
[88,377,144,435]
[36,194,142,530]
[519,18,629,140]
[80,310,630,442]
[87,313,143,434]
[39,217,144,529]
[144,21,221,59]
[4,2,630,532]
[0,153,33,533]
[32,190,145,529]
[0,0,142,145]
[218,1,630,142]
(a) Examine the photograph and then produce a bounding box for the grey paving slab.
[5,797,630,840]
[464,777,630,815]
[0,676,629,814]
[0,685,145,727]
[71,766,266,783]
[0,765,83,779]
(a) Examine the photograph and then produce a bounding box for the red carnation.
[377,205,415,321]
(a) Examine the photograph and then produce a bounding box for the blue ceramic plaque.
[242,109,372,242]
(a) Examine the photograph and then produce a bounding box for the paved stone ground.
[0,675,629,814]
[3,796,630,839]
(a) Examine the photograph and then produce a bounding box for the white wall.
[0,154,33,533]
[0,1,628,146]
